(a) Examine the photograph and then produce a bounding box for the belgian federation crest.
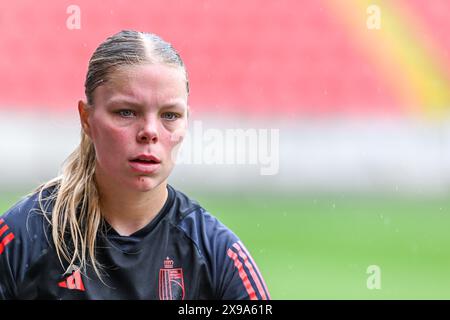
[159,257,185,300]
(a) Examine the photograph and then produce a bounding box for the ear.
[78,100,92,138]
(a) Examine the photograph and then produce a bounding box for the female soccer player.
[0,30,270,300]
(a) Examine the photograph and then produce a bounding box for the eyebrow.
[106,99,141,108]
[106,98,187,110]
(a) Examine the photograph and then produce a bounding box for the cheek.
[166,121,187,143]
[160,127,187,163]
[162,127,186,148]
[92,124,131,161]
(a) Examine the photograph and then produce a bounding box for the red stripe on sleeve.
[233,243,268,300]
[0,219,4,225]
[0,224,9,237]
[0,233,15,255]
[238,241,271,299]
[227,248,257,300]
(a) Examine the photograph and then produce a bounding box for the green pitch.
[2,191,450,299]
[194,192,450,300]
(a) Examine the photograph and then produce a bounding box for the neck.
[95,175,168,236]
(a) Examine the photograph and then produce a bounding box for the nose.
[137,117,158,144]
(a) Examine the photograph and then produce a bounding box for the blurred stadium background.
[1,0,450,299]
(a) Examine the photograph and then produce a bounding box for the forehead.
[93,63,188,107]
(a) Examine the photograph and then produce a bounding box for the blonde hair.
[31,30,188,279]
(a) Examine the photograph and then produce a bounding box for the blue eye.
[162,112,180,120]
[117,110,136,118]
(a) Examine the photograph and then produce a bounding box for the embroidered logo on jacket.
[159,257,185,300]
[58,269,85,291]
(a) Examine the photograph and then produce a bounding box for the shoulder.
[167,186,270,300]
[0,185,56,294]
[168,185,240,258]
[1,185,56,244]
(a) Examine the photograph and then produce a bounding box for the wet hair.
[86,30,189,105]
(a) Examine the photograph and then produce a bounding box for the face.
[79,63,188,193]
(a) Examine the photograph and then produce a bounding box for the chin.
[132,176,162,192]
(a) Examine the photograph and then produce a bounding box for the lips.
[129,154,161,164]
[129,154,161,174]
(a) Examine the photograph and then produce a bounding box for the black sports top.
[0,184,270,300]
